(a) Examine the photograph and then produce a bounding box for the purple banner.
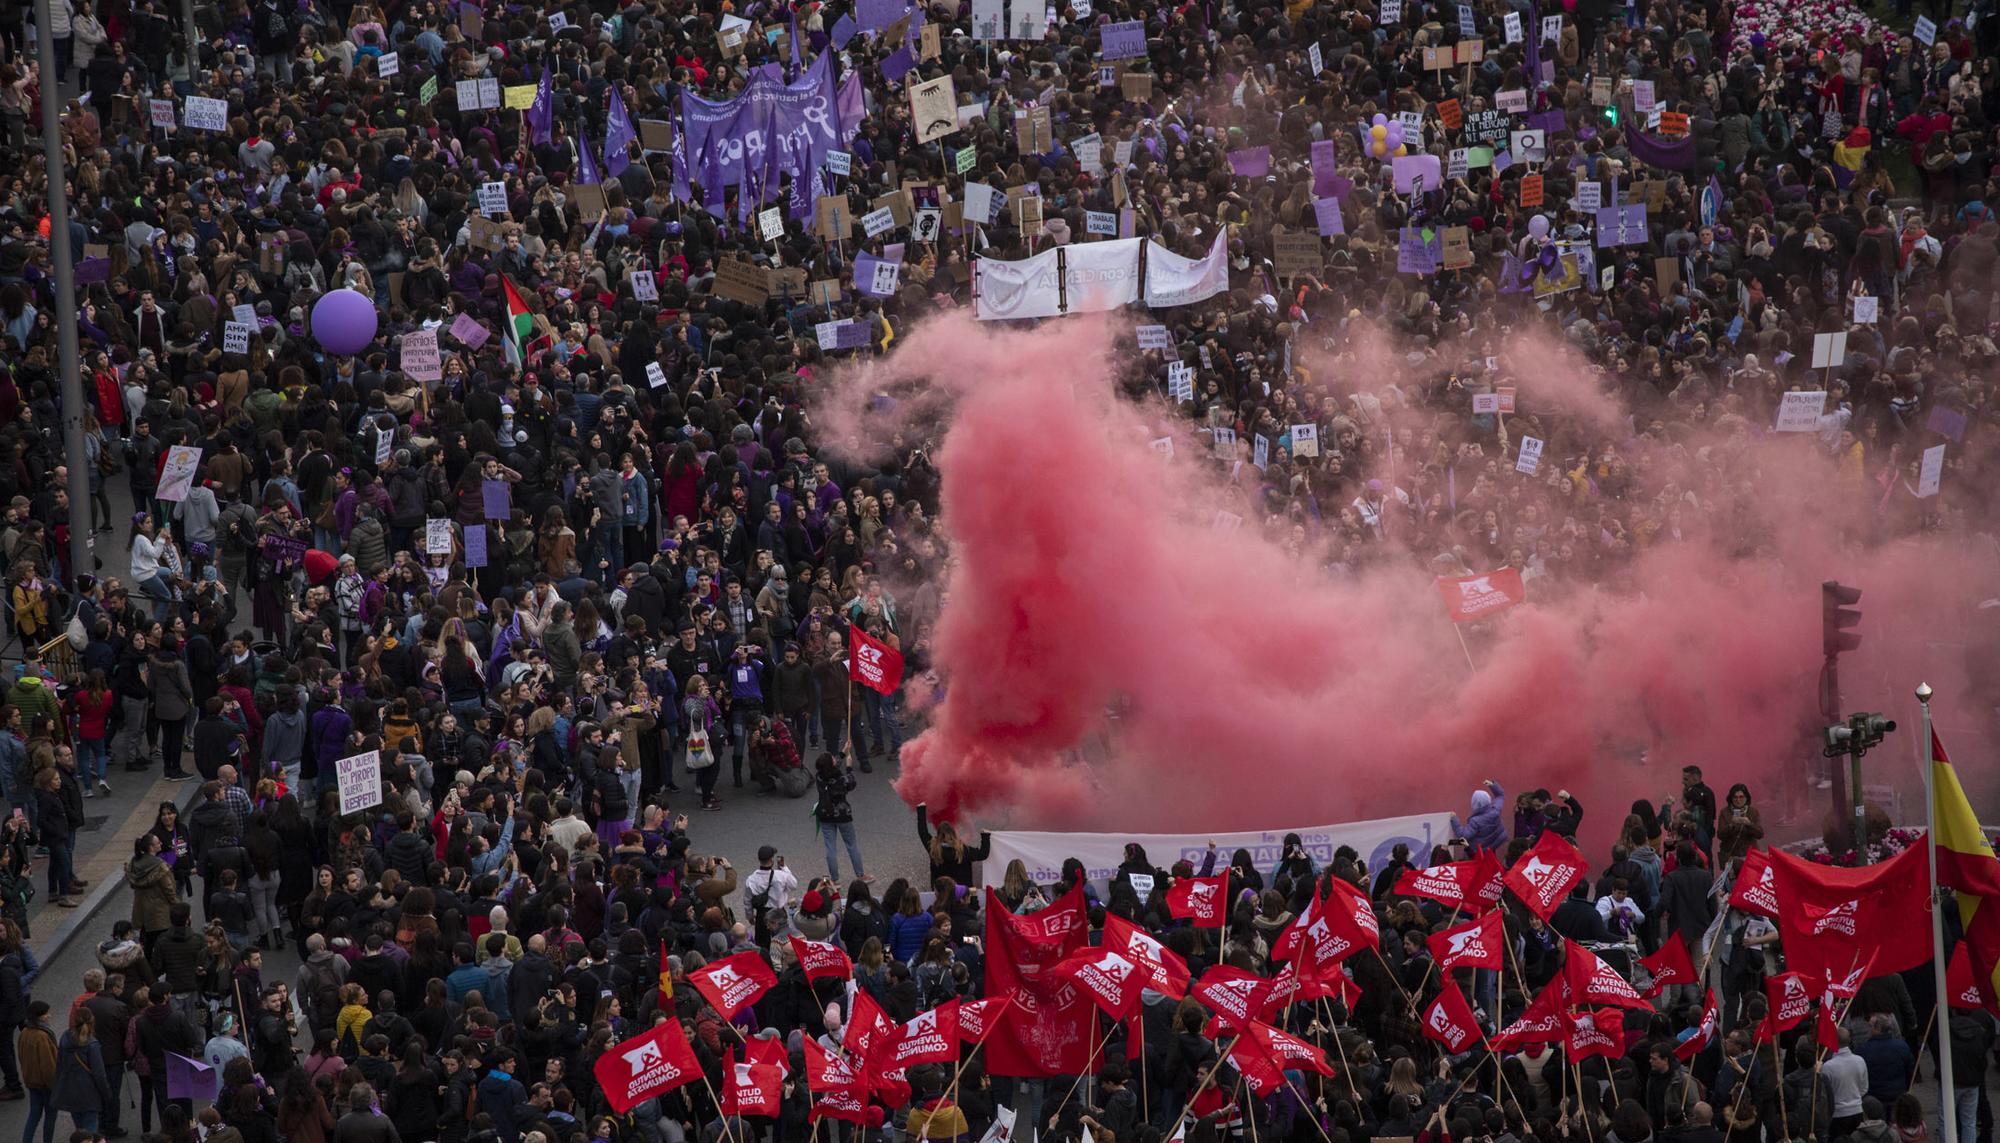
[259,535,307,566]
[1594,203,1648,248]
[465,524,488,569]
[482,479,511,520]
[858,0,903,29]
[677,53,847,219]
[1625,128,1697,171]
[1100,19,1146,59]
[1227,146,1271,178]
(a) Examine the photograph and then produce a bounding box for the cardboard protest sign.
[1775,390,1828,432]
[337,750,383,814]
[714,259,772,305]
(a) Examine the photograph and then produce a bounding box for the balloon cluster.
[1363,114,1408,160]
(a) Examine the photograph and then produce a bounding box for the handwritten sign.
[425,518,455,554]
[1917,443,1944,497]
[449,313,489,348]
[400,328,441,381]
[183,96,229,130]
[336,750,383,814]
[222,322,253,354]
[1516,436,1544,475]
[1775,390,1828,433]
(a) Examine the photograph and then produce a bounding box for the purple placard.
[1528,110,1567,137]
[1310,139,1338,197]
[1397,227,1439,275]
[1391,154,1442,193]
[1100,19,1146,59]
[879,46,915,83]
[166,1053,216,1101]
[76,257,111,285]
[482,479,511,520]
[835,321,873,349]
[859,0,903,30]
[829,14,856,48]
[1594,203,1647,248]
[450,313,489,348]
[1227,146,1271,178]
[1313,197,1345,236]
[465,524,488,568]
[852,252,900,299]
[259,534,307,566]
[1927,406,1967,441]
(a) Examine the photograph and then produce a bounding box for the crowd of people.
[0,0,1991,1134]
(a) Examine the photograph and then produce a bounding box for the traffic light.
[1822,581,1862,657]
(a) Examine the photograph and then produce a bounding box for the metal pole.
[34,0,93,585]
[1919,682,1958,1143]
[1851,717,1868,864]
[181,0,199,79]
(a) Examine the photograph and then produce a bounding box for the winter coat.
[51,1031,111,1114]
[148,653,194,721]
[348,516,389,576]
[127,852,178,931]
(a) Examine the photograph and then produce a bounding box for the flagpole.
[1920,681,1959,1143]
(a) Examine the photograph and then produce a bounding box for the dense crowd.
[0,0,1992,1135]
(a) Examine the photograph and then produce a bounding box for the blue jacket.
[1457,782,1508,852]
[621,468,650,526]
[476,1070,529,1143]
[1856,1032,1915,1103]
[444,963,489,1008]
[887,909,933,964]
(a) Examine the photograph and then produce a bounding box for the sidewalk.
[23,768,197,964]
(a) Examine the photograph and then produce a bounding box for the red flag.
[957,996,1014,1045]
[1193,965,1275,1033]
[790,936,855,983]
[1294,889,1370,981]
[1054,948,1147,1018]
[1243,1019,1333,1088]
[1946,944,2000,1014]
[843,988,893,1062]
[722,1047,784,1117]
[1823,950,1875,1001]
[1565,1008,1627,1062]
[1503,832,1591,920]
[1428,911,1505,971]
[1270,894,1314,964]
[805,1038,862,1094]
[1767,845,1930,986]
[1563,943,1651,1010]
[1422,984,1485,1054]
[883,1001,961,1069]
[1729,849,1781,918]
[1490,1006,1567,1050]
[982,885,1094,1078]
[689,950,778,1021]
[810,1086,872,1125]
[1103,915,1191,999]
[847,627,905,695]
[1676,990,1720,1061]
[1395,852,1505,910]
[593,1019,704,1114]
[1167,874,1229,926]
[1640,933,1697,998]
[1754,972,1813,1042]
[658,944,675,1010]
[1437,567,1526,623]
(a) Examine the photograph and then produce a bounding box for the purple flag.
[1227,146,1271,178]
[528,66,554,147]
[1625,128,1697,171]
[788,7,802,79]
[605,88,637,178]
[577,126,602,185]
[1100,19,1146,59]
[166,1054,217,1101]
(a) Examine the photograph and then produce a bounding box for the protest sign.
[1918,444,1944,498]
[1136,325,1173,350]
[1291,424,1320,457]
[449,313,489,348]
[1774,391,1828,433]
[1811,332,1847,370]
[150,99,177,128]
[183,96,228,130]
[156,445,203,502]
[1516,437,1544,474]
[222,322,253,354]
[400,329,441,381]
[482,480,512,521]
[336,751,383,814]
[1852,296,1878,324]
[910,75,958,142]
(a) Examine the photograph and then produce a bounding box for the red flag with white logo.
[1422,984,1485,1054]
[1503,832,1591,920]
[1676,990,1720,1061]
[721,1047,784,1118]
[982,885,1094,1078]
[1754,972,1814,1042]
[1228,1021,1331,1096]
[1947,944,2000,1014]
[1640,933,1696,998]
[1395,852,1506,910]
[847,627,905,695]
[1767,844,1930,986]
[1103,914,1191,999]
[1729,849,1782,918]
[1437,567,1526,623]
[1193,965,1275,1033]
[1565,1008,1627,1062]
[593,1018,704,1114]
[883,1001,960,1069]
[1054,948,1147,1018]
[843,988,893,1062]
[810,1085,871,1125]
[805,1038,861,1094]
[790,936,855,983]
[1562,942,1651,1010]
[1491,977,1568,1050]
[1167,874,1229,926]
[689,950,778,1021]
[1428,910,1504,971]
[957,996,1014,1045]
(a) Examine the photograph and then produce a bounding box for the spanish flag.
[1932,729,2000,1005]
[658,942,674,1009]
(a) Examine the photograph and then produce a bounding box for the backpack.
[303,957,344,1022]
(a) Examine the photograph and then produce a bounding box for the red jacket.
[70,688,115,740]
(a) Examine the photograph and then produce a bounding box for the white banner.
[984,810,1453,891]
[1143,230,1230,308]
[974,231,1227,320]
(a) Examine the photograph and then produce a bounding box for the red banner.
[1167,874,1228,926]
[848,627,905,695]
[1436,567,1526,623]
[1503,832,1591,920]
[1768,844,1930,986]
[593,1019,704,1114]
[982,886,1094,1078]
[1428,910,1504,971]
[689,950,777,1021]
[790,937,855,983]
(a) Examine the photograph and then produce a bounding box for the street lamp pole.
[33,0,95,586]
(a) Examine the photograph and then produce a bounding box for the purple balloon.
[311,288,379,356]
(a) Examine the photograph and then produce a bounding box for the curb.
[31,780,201,966]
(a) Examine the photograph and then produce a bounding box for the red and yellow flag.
[1933,729,2000,1006]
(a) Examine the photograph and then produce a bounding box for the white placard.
[1541,13,1561,41]
[425,518,455,554]
[1912,15,1936,44]
[1447,149,1468,180]
[869,260,902,295]
[1128,872,1155,902]
[1510,129,1546,162]
[1253,434,1269,468]
[912,210,941,242]
[963,182,998,225]
[646,361,668,388]
[826,150,853,176]
[1379,0,1400,21]
[1290,424,1319,457]
[336,750,383,815]
[479,181,508,217]
[1309,42,1323,75]
[861,207,896,237]
[759,207,785,240]
[1576,181,1601,211]
[1149,436,1175,457]
[1472,393,1501,414]
[478,77,500,109]
[1212,426,1236,456]
[1503,11,1521,41]
[1852,296,1878,324]
[1811,331,1848,370]
[155,445,203,503]
[1516,436,1544,475]
[232,304,258,328]
[1917,443,1945,498]
[630,271,658,302]
[1633,80,1656,112]
[1775,390,1829,433]
[183,96,229,131]
[222,322,253,354]
[1085,211,1116,236]
[1136,325,1172,349]
[150,99,177,128]
[378,51,400,77]
[400,328,441,382]
[549,10,569,29]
